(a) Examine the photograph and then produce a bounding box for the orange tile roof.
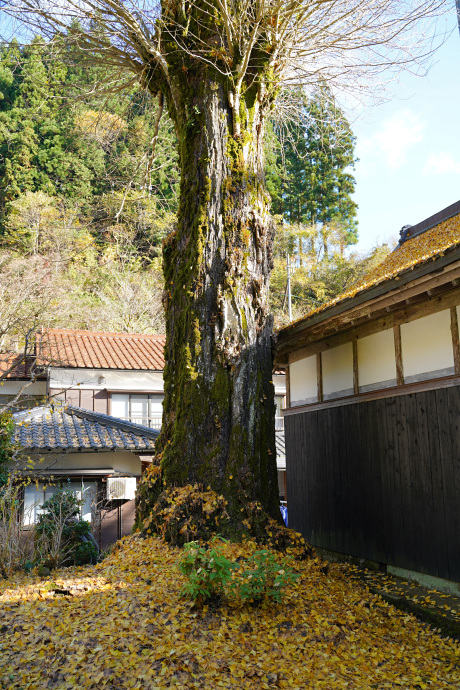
[37,329,165,371]
[281,204,460,333]
[0,354,40,379]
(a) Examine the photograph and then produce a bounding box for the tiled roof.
[281,201,460,333]
[0,354,45,380]
[37,329,165,371]
[0,353,29,379]
[13,405,159,453]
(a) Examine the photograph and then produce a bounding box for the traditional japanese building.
[275,200,460,588]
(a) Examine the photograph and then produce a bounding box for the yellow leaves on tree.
[74,110,127,148]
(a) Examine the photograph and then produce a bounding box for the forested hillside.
[0,36,388,348]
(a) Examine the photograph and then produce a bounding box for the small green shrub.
[35,487,98,568]
[178,537,238,602]
[231,550,299,604]
[73,538,98,566]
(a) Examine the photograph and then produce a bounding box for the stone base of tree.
[135,465,313,558]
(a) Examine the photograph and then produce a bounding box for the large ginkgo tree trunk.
[141,22,280,531]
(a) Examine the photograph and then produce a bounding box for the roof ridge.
[41,328,166,340]
[65,405,161,439]
[399,199,460,245]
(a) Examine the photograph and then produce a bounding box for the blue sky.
[352,17,460,253]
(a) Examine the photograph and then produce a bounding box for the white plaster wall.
[31,450,143,476]
[322,343,353,398]
[273,373,286,396]
[49,367,164,392]
[290,355,317,406]
[401,310,454,380]
[0,381,46,396]
[358,329,396,388]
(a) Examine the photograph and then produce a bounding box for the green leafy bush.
[35,487,98,568]
[232,550,299,604]
[179,539,299,606]
[178,537,238,602]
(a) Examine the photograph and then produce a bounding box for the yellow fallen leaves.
[283,212,460,330]
[1,535,459,689]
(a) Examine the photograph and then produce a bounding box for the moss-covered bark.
[136,3,280,537]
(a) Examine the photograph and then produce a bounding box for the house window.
[23,480,97,526]
[275,395,285,430]
[110,393,163,429]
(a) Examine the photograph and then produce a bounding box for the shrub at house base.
[35,488,98,570]
[136,465,313,559]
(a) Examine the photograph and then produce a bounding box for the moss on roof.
[281,211,460,332]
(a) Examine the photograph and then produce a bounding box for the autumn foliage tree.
[4,0,448,539]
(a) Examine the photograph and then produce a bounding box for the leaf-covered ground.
[1,535,459,689]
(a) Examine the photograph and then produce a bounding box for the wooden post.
[450,306,460,375]
[316,352,323,402]
[286,365,291,409]
[394,325,404,386]
[353,340,359,395]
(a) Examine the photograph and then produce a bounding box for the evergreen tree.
[268,87,358,245]
[0,36,179,224]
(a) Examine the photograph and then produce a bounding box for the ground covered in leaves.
[1,535,459,689]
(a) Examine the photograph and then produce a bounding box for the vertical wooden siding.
[49,388,109,414]
[285,386,460,582]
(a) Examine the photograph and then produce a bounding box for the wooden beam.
[393,286,460,326]
[353,340,359,395]
[316,353,323,402]
[288,314,395,364]
[285,365,291,408]
[283,372,460,416]
[394,325,404,386]
[285,286,460,365]
[450,306,460,375]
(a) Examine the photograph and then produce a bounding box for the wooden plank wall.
[49,388,109,414]
[286,386,460,582]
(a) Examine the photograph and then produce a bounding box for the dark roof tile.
[13,404,159,453]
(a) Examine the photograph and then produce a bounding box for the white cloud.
[423,152,460,176]
[356,109,425,171]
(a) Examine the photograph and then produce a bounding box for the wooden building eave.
[274,244,460,367]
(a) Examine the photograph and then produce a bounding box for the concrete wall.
[49,367,164,392]
[0,381,46,396]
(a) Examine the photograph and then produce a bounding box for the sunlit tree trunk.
[138,56,280,531]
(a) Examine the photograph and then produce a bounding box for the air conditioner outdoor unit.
[107,477,137,500]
